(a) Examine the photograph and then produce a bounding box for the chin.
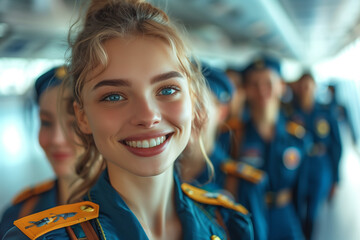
[54,168,74,178]
[133,160,174,178]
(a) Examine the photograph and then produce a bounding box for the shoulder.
[221,160,265,184]
[0,180,57,237]
[10,201,98,240]
[181,183,249,215]
[316,102,336,116]
[12,180,55,205]
[181,183,254,239]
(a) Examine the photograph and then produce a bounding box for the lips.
[52,152,72,161]
[121,133,172,157]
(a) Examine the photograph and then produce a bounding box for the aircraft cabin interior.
[0,0,360,239]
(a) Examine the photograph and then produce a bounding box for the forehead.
[39,86,58,110]
[300,76,314,83]
[247,69,275,83]
[86,36,181,84]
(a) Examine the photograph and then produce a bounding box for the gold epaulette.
[220,117,243,133]
[227,117,242,130]
[286,121,306,139]
[221,161,264,184]
[14,201,99,240]
[181,183,248,215]
[12,180,55,205]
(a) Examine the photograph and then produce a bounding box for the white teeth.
[125,136,167,148]
[149,139,156,147]
[142,140,149,148]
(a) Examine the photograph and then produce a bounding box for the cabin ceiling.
[0,0,360,65]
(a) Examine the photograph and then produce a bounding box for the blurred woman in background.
[0,66,82,238]
[223,57,309,240]
[291,73,342,240]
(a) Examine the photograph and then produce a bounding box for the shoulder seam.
[181,183,249,215]
[12,180,55,205]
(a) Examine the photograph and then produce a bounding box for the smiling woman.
[3,0,253,240]
[75,36,193,177]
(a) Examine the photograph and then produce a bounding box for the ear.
[73,101,92,134]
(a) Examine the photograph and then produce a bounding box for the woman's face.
[297,76,316,101]
[245,69,283,109]
[75,36,193,177]
[38,86,78,178]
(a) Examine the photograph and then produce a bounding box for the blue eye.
[159,88,177,96]
[103,94,124,102]
[40,120,52,127]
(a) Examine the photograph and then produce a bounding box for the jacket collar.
[86,169,226,239]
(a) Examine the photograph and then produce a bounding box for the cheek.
[165,95,193,129]
[86,106,126,143]
[245,87,256,101]
[38,129,50,151]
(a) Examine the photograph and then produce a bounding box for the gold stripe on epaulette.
[14,201,99,240]
[181,183,248,215]
[12,180,55,205]
[221,161,264,184]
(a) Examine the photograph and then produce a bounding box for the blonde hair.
[62,0,212,202]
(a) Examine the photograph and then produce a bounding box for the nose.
[130,97,161,128]
[52,122,68,145]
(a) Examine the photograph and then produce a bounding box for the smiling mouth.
[122,134,171,148]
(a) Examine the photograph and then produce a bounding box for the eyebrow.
[150,71,184,84]
[92,79,131,91]
[92,71,184,91]
[39,110,53,118]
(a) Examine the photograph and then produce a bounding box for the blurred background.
[0,0,360,239]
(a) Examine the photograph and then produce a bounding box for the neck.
[180,131,215,182]
[300,97,314,112]
[251,101,278,141]
[107,166,178,238]
[57,175,77,204]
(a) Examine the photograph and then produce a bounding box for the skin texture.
[74,36,193,239]
[245,69,284,141]
[38,86,78,178]
[245,69,283,110]
[296,75,316,112]
[38,85,81,203]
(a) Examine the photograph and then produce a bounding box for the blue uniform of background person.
[218,57,309,240]
[3,169,254,240]
[0,181,57,239]
[197,64,269,240]
[288,100,342,239]
[237,114,308,240]
[187,62,235,193]
[0,67,65,239]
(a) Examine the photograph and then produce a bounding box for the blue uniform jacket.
[0,180,57,239]
[292,102,342,183]
[3,170,254,240]
[191,143,229,193]
[236,115,308,240]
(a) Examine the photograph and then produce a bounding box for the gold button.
[210,235,221,240]
[80,205,94,212]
